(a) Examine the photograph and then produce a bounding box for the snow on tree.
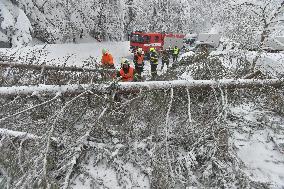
[0,0,283,45]
[0,1,15,30]
[0,0,33,46]
[222,0,284,49]
[12,9,32,46]
[0,1,284,188]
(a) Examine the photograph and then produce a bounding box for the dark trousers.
[135,65,143,76]
[161,60,169,69]
[151,64,158,78]
[173,55,178,62]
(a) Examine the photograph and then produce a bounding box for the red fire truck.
[130,31,185,54]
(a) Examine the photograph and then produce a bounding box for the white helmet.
[121,58,130,65]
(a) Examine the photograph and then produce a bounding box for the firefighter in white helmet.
[117,58,136,82]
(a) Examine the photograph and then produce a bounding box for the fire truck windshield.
[131,34,144,43]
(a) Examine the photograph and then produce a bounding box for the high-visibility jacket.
[135,54,144,65]
[101,53,114,66]
[119,67,134,82]
[149,52,158,65]
[173,47,179,55]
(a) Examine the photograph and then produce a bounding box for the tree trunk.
[0,79,283,96]
[0,61,114,73]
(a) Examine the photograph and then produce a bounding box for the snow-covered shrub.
[191,56,230,80]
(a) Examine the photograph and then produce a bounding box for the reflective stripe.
[144,43,161,47]
[173,48,179,55]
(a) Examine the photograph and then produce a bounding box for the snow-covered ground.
[230,104,284,188]
[72,157,150,189]
[1,42,284,188]
[0,40,132,68]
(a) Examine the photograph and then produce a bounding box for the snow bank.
[178,51,195,61]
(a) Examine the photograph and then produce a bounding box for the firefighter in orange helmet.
[101,48,115,68]
[117,58,136,82]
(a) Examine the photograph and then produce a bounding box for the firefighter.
[149,47,159,78]
[133,48,144,77]
[117,58,136,82]
[101,48,115,69]
[161,48,170,70]
[167,46,172,60]
[172,45,180,62]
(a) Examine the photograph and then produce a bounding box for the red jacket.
[101,53,114,66]
[134,54,144,65]
[119,67,134,82]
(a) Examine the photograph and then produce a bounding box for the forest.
[0,0,284,188]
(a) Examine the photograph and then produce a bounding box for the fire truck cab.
[130,31,185,55]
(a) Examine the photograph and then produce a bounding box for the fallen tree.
[0,61,115,73]
[0,77,283,188]
[0,79,283,96]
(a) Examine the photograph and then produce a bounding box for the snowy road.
[0,40,176,80]
[0,41,132,68]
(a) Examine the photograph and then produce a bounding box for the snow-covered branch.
[0,61,115,73]
[0,128,39,141]
[62,105,109,189]
[243,70,262,79]
[42,91,89,181]
[0,93,60,123]
[0,128,59,144]
[0,79,283,96]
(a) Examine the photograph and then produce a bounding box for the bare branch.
[186,88,192,124]
[243,70,262,79]
[0,93,61,123]
[62,105,109,189]
[42,91,89,181]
